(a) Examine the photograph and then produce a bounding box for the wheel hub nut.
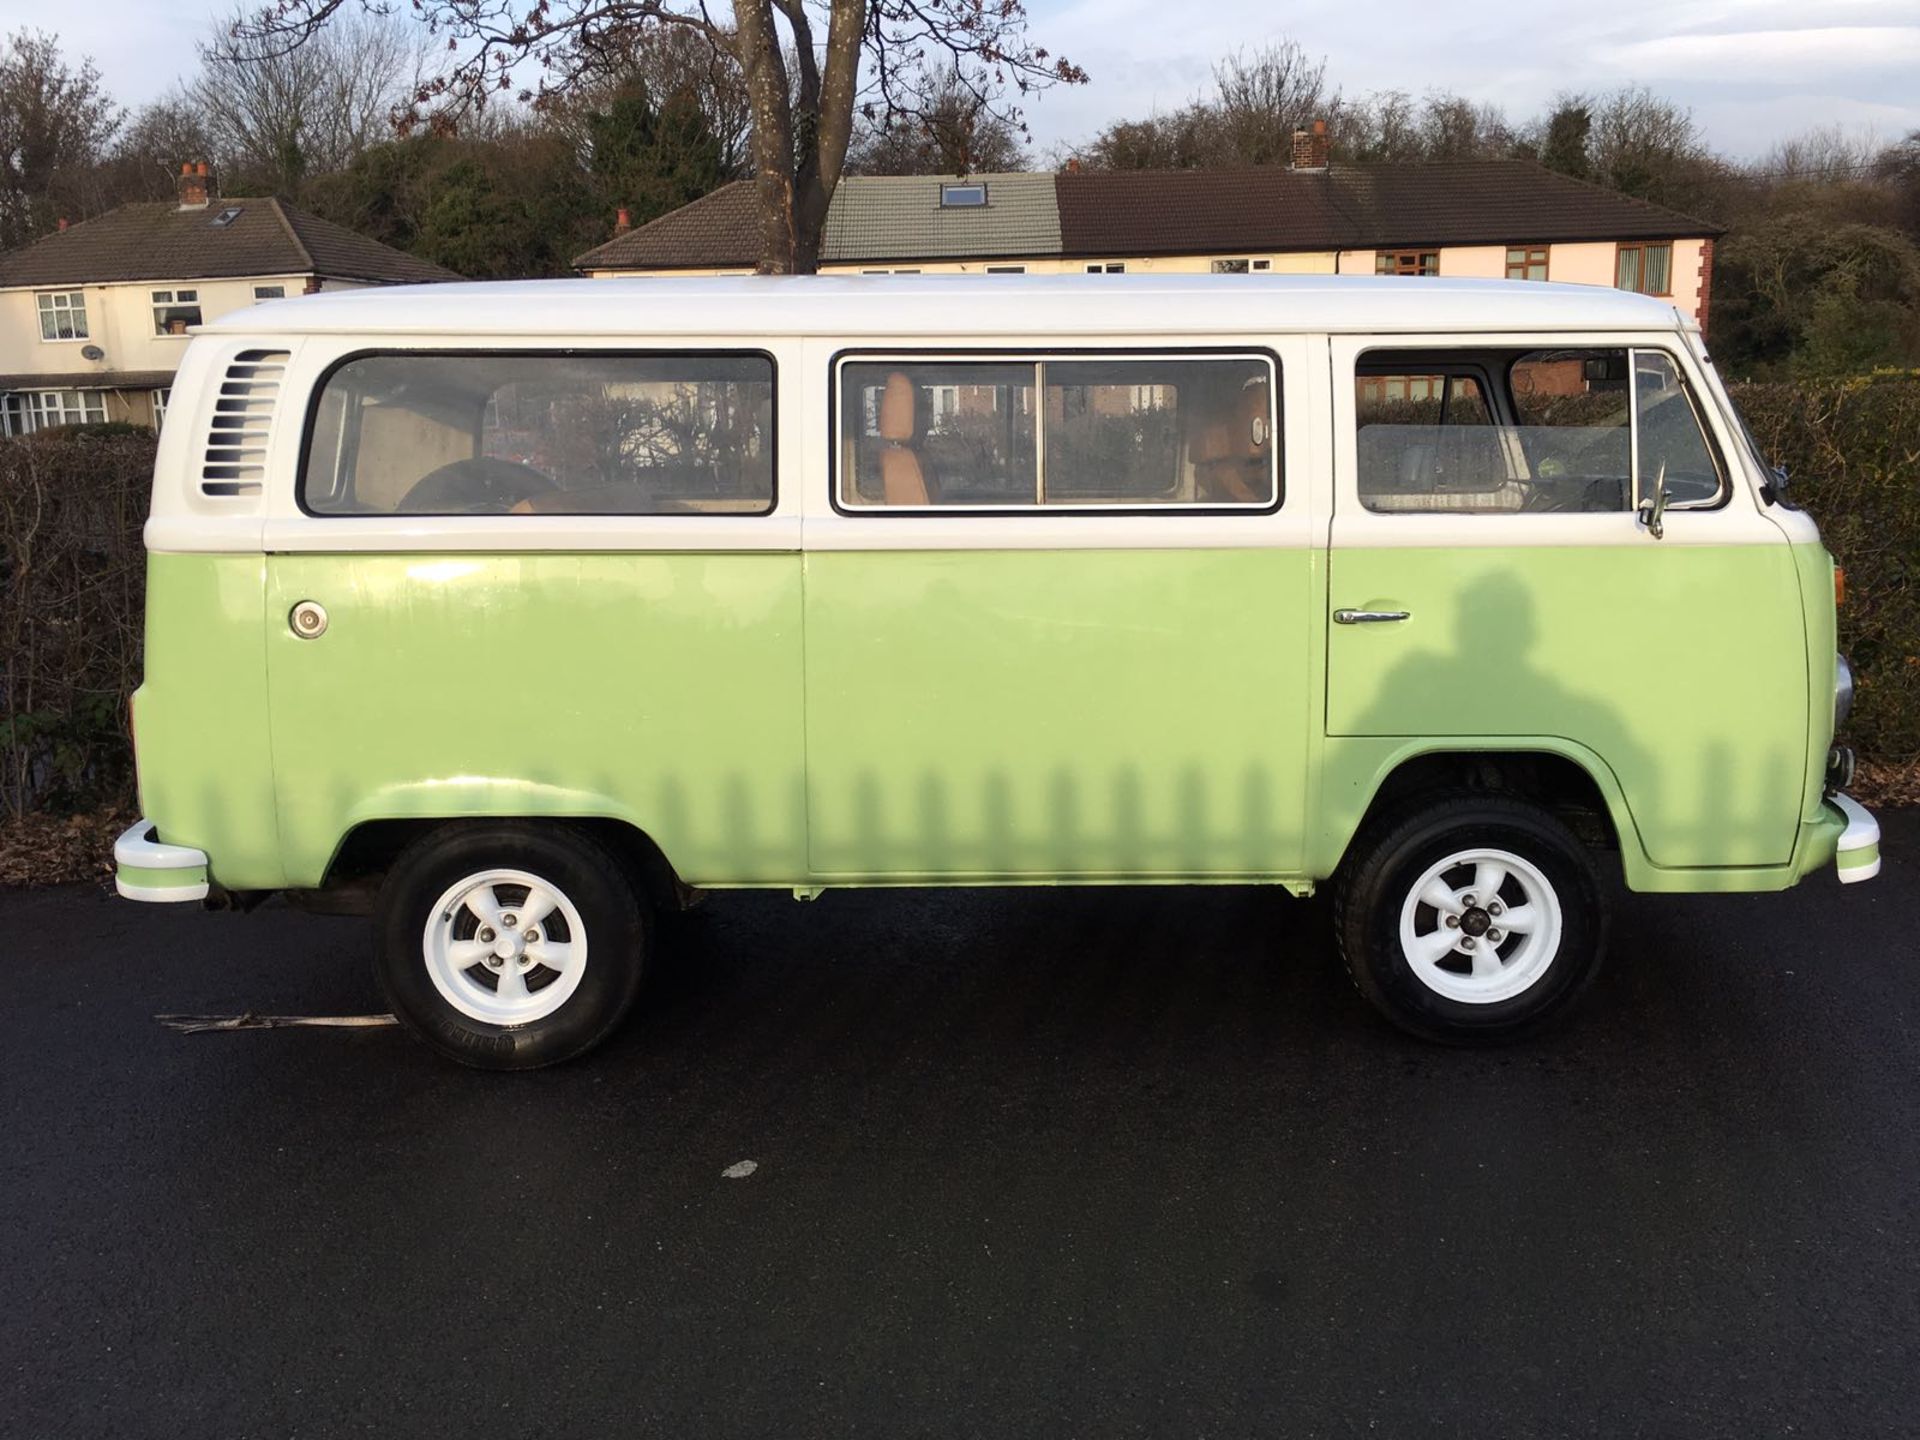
[477,926,495,943]
[1444,914,1460,929]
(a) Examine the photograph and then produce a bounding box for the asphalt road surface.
[5,814,1917,1439]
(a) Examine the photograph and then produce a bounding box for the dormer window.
[939,182,987,208]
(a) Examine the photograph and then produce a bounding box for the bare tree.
[1760,125,1882,186]
[847,70,1029,174]
[1209,42,1335,167]
[236,0,1085,272]
[0,30,121,246]
[192,6,426,193]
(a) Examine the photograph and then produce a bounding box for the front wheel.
[1334,796,1607,1042]
[375,822,648,1069]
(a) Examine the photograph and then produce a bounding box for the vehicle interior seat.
[877,371,930,506]
[1192,379,1271,502]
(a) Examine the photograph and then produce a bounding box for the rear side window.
[1356,347,1723,514]
[301,352,775,515]
[837,355,1279,510]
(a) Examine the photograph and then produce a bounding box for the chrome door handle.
[1334,608,1410,625]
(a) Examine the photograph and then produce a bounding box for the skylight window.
[211,206,243,227]
[939,183,987,208]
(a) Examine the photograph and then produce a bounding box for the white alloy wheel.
[422,868,589,1026]
[1396,846,1565,1005]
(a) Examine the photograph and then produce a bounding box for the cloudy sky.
[27,0,1920,161]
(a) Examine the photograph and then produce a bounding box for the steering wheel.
[397,457,557,514]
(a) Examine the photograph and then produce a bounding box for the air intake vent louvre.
[201,348,289,497]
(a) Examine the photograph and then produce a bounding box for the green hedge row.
[2,381,1915,818]
[1734,373,1920,762]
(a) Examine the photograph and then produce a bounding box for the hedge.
[1734,373,1920,764]
[2,381,1916,819]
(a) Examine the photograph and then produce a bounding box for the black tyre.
[375,821,648,1069]
[1334,795,1606,1042]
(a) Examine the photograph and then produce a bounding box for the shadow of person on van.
[1339,570,1663,859]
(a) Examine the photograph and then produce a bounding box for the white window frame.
[151,387,171,432]
[939,182,988,208]
[36,290,89,342]
[253,284,286,302]
[152,288,203,336]
[24,389,107,430]
[1084,262,1126,274]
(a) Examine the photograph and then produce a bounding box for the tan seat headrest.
[878,372,917,442]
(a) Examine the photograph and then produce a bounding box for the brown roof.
[1055,161,1719,257]
[0,369,174,390]
[575,183,763,271]
[577,161,1720,272]
[0,198,459,288]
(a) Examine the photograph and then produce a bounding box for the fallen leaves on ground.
[0,810,130,888]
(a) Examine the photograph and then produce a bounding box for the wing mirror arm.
[1638,462,1671,540]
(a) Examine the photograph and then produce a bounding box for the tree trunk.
[732,0,800,272]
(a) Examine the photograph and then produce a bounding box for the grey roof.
[820,173,1061,263]
[0,198,459,289]
[576,173,1062,270]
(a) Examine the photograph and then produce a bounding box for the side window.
[301,352,775,516]
[1355,347,1722,515]
[1634,351,1725,506]
[1355,370,1520,512]
[838,356,1278,510]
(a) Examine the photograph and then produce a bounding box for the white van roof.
[214,273,1690,340]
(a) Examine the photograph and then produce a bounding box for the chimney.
[614,207,632,236]
[1065,156,1083,174]
[57,217,68,231]
[177,161,214,210]
[1290,119,1329,172]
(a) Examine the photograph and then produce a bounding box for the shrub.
[0,432,152,817]
[1732,373,1920,762]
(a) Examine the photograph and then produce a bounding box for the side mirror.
[1638,463,1671,540]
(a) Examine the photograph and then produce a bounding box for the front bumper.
[1825,793,1881,884]
[114,819,210,903]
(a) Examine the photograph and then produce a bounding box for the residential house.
[0,164,455,434]
[576,124,1722,329]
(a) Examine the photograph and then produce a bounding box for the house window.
[1506,246,1549,281]
[1252,259,1271,271]
[24,390,107,430]
[1376,251,1440,276]
[152,288,203,335]
[253,284,285,301]
[0,393,25,435]
[1212,259,1251,274]
[984,265,1026,274]
[939,183,987,208]
[859,268,922,275]
[151,388,171,432]
[1085,262,1126,274]
[1616,243,1673,295]
[36,291,89,341]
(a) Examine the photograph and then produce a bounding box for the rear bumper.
[1826,793,1881,884]
[114,819,210,903]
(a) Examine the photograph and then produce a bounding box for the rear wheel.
[375,822,647,1069]
[1335,795,1606,1042]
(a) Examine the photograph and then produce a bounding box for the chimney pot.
[176,160,214,210]
[615,206,632,235]
[57,217,68,231]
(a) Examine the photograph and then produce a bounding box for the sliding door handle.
[1333,608,1410,625]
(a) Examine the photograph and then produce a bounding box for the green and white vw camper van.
[115,275,1880,1067]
